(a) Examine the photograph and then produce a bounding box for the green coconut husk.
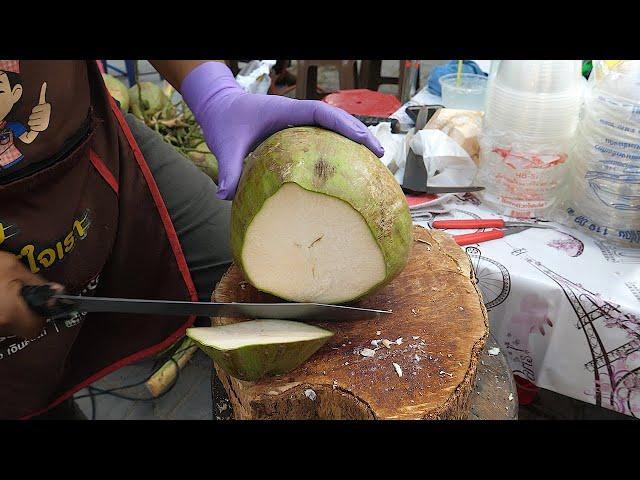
[230,126,413,304]
[186,141,219,184]
[129,81,171,121]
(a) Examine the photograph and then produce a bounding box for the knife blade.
[401,107,430,192]
[21,286,391,322]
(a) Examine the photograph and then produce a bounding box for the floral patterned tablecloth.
[414,195,640,418]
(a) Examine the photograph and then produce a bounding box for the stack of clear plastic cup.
[475,60,584,218]
[554,61,640,246]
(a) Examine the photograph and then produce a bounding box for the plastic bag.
[235,60,277,95]
[411,129,477,187]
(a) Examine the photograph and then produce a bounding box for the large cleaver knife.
[21,285,391,322]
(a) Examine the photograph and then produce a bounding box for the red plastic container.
[323,89,401,117]
[514,375,540,405]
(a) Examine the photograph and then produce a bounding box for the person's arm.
[147,60,383,200]
[149,60,225,90]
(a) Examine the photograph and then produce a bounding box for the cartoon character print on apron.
[0,60,197,419]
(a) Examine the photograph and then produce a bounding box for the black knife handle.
[21,284,76,318]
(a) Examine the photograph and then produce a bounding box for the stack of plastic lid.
[476,60,584,218]
[555,60,640,246]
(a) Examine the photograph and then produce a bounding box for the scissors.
[431,218,554,246]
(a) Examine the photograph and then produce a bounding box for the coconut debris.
[392,363,403,377]
[508,393,514,401]
[488,347,500,356]
[360,348,376,357]
[382,339,394,349]
[304,389,317,401]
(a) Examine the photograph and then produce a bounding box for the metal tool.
[352,115,400,133]
[401,106,484,195]
[405,105,443,124]
[431,218,554,246]
[423,185,485,194]
[21,285,391,322]
[401,107,430,192]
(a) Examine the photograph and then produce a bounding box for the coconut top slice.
[187,319,333,351]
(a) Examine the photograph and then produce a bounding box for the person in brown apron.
[0,60,383,419]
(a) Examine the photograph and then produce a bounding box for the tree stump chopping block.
[211,225,489,419]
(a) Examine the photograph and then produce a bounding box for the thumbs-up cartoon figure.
[25,83,50,135]
[0,60,51,169]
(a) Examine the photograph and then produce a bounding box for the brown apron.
[0,61,197,419]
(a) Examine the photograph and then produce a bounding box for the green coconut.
[187,320,333,381]
[102,73,130,113]
[188,141,219,184]
[129,81,169,120]
[231,126,413,304]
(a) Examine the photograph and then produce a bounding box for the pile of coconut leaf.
[102,74,218,184]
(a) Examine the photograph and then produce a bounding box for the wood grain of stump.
[211,225,489,419]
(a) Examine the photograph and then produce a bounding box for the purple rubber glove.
[181,62,384,200]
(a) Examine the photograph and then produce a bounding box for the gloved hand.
[181,62,384,200]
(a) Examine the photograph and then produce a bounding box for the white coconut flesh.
[188,320,333,350]
[241,183,386,304]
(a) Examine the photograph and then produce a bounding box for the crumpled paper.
[410,129,477,187]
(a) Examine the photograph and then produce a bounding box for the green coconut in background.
[102,73,130,113]
[230,126,413,305]
[129,81,171,120]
